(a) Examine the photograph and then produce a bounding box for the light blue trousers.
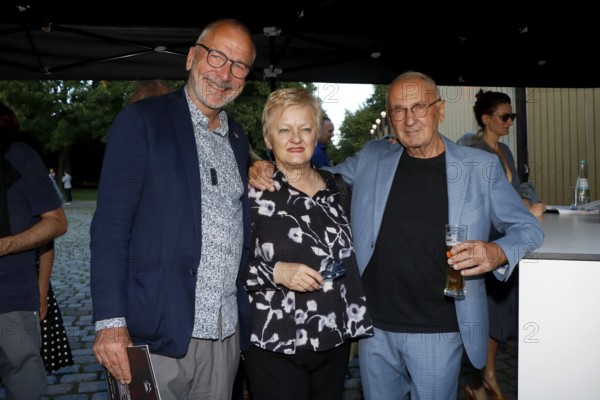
[359,327,463,400]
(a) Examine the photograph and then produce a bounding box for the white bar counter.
[519,213,600,399]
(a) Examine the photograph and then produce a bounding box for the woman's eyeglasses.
[494,113,517,122]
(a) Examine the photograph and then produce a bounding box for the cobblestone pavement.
[0,200,518,399]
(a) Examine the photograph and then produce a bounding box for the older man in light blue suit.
[248,71,543,400]
[325,72,543,400]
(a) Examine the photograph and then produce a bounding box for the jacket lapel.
[169,90,203,233]
[373,145,402,236]
[226,120,248,189]
[443,137,469,227]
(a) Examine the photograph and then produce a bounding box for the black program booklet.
[104,345,161,400]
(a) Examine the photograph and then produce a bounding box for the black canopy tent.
[1,2,598,186]
[1,2,598,88]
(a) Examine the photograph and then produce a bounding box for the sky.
[315,82,374,145]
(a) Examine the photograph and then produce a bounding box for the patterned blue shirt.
[185,88,244,340]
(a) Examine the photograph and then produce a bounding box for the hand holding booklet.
[104,345,161,400]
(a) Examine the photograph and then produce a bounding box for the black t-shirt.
[362,151,459,333]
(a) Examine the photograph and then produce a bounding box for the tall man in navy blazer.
[90,19,256,399]
[330,72,544,399]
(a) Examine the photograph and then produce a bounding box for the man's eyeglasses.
[195,43,251,79]
[388,99,442,122]
[494,113,517,123]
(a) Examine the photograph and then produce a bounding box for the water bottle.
[574,159,590,207]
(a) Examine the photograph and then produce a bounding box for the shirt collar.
[184,87,229,137]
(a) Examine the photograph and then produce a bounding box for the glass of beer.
[444,224,467,297]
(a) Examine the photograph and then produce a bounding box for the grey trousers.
[0,311,46,400]
[150,331,240,400]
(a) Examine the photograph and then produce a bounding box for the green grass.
[72,188,97,201]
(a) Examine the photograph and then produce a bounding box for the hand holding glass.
[444,224,467,297]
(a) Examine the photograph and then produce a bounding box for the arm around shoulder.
[248,159,276,191]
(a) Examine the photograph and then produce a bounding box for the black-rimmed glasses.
[388,99,442,122]
[494,113,517,122]
[195,43,251,79]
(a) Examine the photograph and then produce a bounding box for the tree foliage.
[0,79,182,173]
[330,84,388,164]
[1,78,377,181]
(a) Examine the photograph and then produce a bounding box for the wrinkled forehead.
[388,79,438,105]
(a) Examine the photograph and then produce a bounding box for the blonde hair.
[262,88,322,137]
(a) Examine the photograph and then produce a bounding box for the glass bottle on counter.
[574,159,590,207]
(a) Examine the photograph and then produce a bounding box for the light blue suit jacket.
[327,135,544,368]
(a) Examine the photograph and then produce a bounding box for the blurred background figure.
[48,167,63,202]
[61,170,72,204]
[128,79,175,104]
[458,89,545,400]
[1,99,68,399]
[311,116,334,167]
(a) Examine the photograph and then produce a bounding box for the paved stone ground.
[0,200,518,399]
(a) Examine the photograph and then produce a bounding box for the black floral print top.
[245,168,374,354]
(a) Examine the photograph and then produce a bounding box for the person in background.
[0,100,68,399]
[243,87,373,400]
[311,116,334,167]
[61,170,72,204]
[48,167,63,202]
[40,165,73,374]
[248,71,544,399]
[128,79,175,104]
[457,90,545,400]
[458,90,545,216]
[37,241,75,373]
[90,19,256,399]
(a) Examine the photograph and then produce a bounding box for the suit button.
[371,241,375,248]
[190,268,196,276]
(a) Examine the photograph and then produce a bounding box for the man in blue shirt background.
[311,116,334,167]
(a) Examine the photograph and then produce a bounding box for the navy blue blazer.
[90,88,252,357]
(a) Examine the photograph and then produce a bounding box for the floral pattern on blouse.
[245,168,373,354]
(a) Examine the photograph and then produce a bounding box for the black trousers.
[243,342,350,400]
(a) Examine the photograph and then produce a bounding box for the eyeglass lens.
[196,43,250,79]
[500,113,517,122]
[390,99,440,121]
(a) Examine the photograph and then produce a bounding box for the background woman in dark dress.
[458,90,544,400]
[38,230,74,374]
